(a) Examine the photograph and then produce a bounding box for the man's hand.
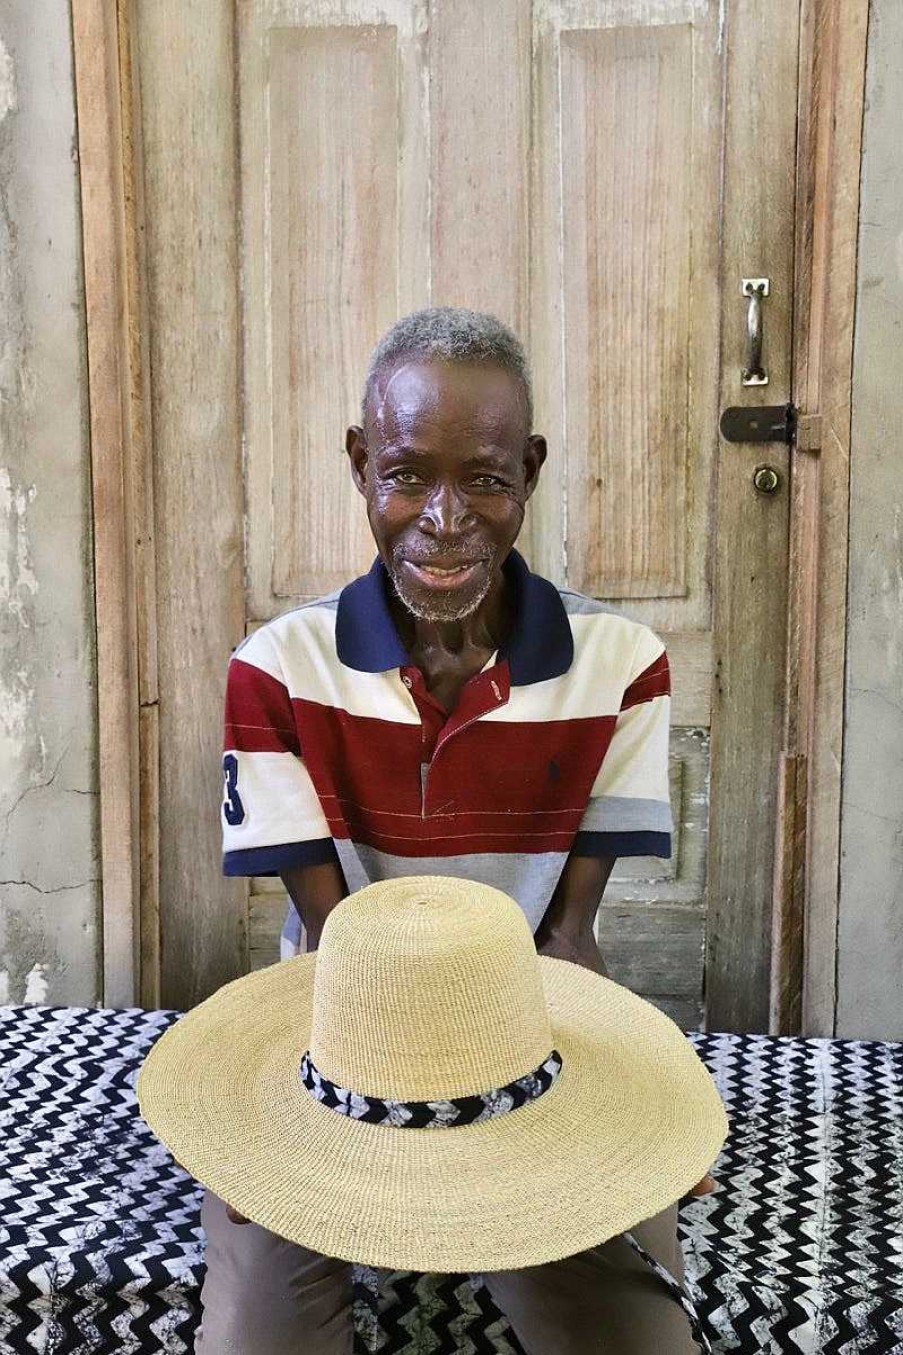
[536,928,608,976]
[534,853,616,977]
[226,1206,250,1224]
[686,1173,717,1199]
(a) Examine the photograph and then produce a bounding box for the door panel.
[430,0,532,329]
[561,22,693,600]
[131,0,246,1008]
[707,0,799,1030]
[232,0,799,1026]
[241,1,431,611]
[269,25,400,599]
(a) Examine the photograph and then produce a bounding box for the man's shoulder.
[553,585,666,682]
[231,589,343,668]
[555,585,619,619]
[557,586,663,644]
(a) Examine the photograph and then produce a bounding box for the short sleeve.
[221,631,336,876]
[571,633,673,860]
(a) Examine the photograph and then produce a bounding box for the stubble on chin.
[387,556,496,624]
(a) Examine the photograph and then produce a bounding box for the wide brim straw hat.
[138,877,727,1273]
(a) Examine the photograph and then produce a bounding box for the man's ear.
[523,434,547,500]
[346,425,369,496]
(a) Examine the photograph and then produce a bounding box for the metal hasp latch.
[719,403,797,444]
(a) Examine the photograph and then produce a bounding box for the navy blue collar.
[335,550,574,686]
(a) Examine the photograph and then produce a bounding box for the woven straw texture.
[137,877,727,1273]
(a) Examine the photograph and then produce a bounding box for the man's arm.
[280,860,348,950]
[534,853,616,976]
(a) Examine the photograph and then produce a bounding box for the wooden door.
[132,0,804,1027]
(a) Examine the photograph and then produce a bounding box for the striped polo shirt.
[221,550,672,936]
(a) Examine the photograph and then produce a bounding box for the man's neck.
[389,572,514,710]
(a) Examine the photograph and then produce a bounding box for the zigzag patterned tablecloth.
[1,1005,901,1354]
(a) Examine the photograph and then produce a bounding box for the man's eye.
[387,469,423,486]
[471,475,503,489]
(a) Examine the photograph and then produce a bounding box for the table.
[1,1006,901,1353]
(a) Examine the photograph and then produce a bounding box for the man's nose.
[419,482,472,535]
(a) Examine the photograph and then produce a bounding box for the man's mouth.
[402,558,487,588]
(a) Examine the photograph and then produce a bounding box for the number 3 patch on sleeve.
[222,753,246,826]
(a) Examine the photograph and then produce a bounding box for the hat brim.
[137,955,727,1272]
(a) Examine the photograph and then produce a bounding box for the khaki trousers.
[195,1191,703,1354]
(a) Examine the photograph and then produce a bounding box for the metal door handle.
[742,278,769,386]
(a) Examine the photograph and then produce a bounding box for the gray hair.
[362,306,533,428]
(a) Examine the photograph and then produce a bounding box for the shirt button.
[402,675,413,688]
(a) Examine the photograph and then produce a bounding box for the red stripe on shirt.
[620,652,670,711]
[224,658,300,754]
[293,699,616,852]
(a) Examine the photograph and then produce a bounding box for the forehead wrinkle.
[373,441,511,470]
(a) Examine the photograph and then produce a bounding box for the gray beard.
[388,552,495,624]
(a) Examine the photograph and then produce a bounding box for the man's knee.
[482,1207,701,1355]
[197,1191,353,1355]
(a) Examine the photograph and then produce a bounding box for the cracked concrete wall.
[0,3,101,1004]
[838,0,903,1039]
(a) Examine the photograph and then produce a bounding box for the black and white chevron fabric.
[2,1006,902,1353]
[299,1048,563,1127]
[0,1005,203,1354]
[680,1033,903,1353]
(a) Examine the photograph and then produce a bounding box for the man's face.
[346,359,546,623]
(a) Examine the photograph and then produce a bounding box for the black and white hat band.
[299,1049,564,1129]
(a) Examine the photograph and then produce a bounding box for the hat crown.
[309,877,553,1101]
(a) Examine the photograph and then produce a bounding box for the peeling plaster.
[23,961,48,1003]
[0,906,62,1005]
[0,465,43,838]
[0,468,38,621]
[0,33,16,124]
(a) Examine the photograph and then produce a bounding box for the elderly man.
[207,308,708,1354]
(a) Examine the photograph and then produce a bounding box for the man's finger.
[225,1205,251,1224]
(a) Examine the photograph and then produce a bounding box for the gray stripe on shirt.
[578,795,673,834]
[334,841,568,934]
